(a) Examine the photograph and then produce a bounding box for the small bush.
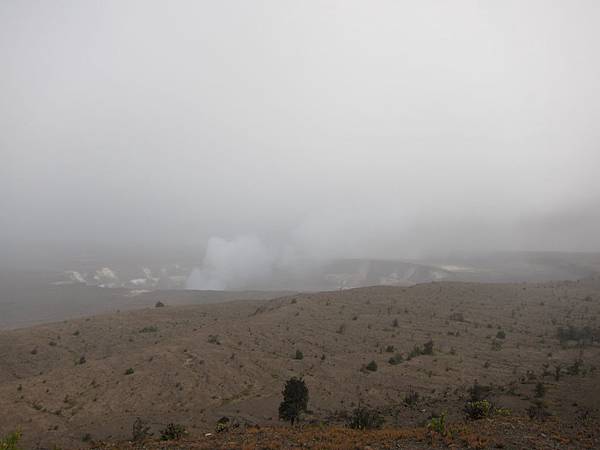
[404,390,419,406]
[392,318,399,327]
[139,326,158,333]
[566,359,583,375]
[407,346,422,360]
[0,430,22,450]
[427,412,447,435]
[160,423,187,441]
[215,416,231,433]
[365,360,378,372]
[423,340,434,355]
[388,353,404,365]
[348,406,384,430]
[132,417,152,442]
[464,400,492,420]
[527,400,550,420]
[124,368,135,375]
[496,330,506,339]
[385,345,395,353]
[534,382,546,398]
[155,301,165,308]
[495,407,511,416]
[293,350,304,360]
[407,340,434,359]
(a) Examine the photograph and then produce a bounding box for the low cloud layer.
[2,1,600,263]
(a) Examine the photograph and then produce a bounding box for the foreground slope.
[1,280,599,449]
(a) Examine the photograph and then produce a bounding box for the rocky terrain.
[1,279,600,449]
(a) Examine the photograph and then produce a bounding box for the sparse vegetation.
[388,353,403,365]
[132,417,152,442]
[557,325,599,345]
[207,335,220,345]
[407,340,434,360]
[0,430,22,450]
[468,381,491,402]
[348,406,384,430]
[139,326,158,333]
[160,423,187,441]
[464,400,492,420]
[534,382,546,398]
[365,360,378,372]
[527,400,550,420]
[404,390,419,406]
[124,368,135,375]
[293,349,304,360]
[427,412,447,436]
[423,340,434,355]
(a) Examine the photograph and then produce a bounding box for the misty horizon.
[3,1,600,264]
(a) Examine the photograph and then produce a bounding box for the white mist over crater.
[186,236,276,290]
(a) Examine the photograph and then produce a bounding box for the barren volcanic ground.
[1,280,600,449]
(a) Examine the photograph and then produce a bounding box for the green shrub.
[160,423,187,440]
[464,400,492,420]
[215,417,231,433]
[278,377,309,425]
[293,349,304,360]
[365,360,378,372]
[348,406,384,430]
[496,330,506,339]
[124,368,135,375]
[423,340,434,355]
[139,326,158,333]
[494,407,511,416]
[388,353,404,365]
[0,430,22,450]
[407,340,434,359]
[427,412,447,435]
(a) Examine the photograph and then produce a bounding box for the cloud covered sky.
[2,0,600,260]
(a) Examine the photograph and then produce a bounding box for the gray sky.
[2,0,600,260]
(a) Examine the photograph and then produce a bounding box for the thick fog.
[2,0,600,265]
